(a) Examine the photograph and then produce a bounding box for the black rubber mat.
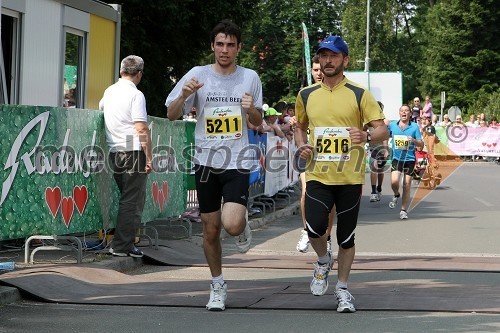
[1,264,499,313]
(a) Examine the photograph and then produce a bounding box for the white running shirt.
[166,65,263,170]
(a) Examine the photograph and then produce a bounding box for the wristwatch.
[366,132,372,143]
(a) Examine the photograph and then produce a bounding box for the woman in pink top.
[421,95,433,119]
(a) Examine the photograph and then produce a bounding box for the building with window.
[0,0,121,109]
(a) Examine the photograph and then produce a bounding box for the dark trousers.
[110,151,147,252]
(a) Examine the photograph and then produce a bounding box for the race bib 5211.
[204,106,242,140]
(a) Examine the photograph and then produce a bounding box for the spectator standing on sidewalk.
[438,114,452,127]
[295,35,388,313]
[388,105,424,220]
[465,114,478,128]
[411,97,422,122]
[165,20,263,312]
[421,95,433,119]
[99,55,153,258]
[431,114,438,127]
[489,116,498,128]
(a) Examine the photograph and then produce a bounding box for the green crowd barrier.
[435,126,450,156]
[0,105,188,241]
[184,121,196,191]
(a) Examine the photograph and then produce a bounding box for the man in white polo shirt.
[99,55,153,258]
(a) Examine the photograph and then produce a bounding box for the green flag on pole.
[302,22,312,86]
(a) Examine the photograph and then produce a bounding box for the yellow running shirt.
[295,77,385,185]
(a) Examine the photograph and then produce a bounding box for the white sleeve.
[165,67,199,115]
[250,70,263,110]
[131,91,148,122]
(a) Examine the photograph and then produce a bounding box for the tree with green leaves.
[101,0,258,117]
[341,0,425,104]
[102,0,498,117]
[418,0,499,112]
[238,0,342,105]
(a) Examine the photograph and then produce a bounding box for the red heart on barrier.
[162,182,168,204]
[73,185,88,215]
[493,142,497,147]
[61,196,74,228]
[152,182,159,206]
[45,187,62,218]
[482,142,487,146]
[158,190,164,212]
[487,144,491,148]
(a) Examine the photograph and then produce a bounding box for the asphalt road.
[1,162,499,333]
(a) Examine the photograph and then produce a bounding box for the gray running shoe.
[335,288,356,313]
[327,238,333,257]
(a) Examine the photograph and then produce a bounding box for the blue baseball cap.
[316,36,349,55]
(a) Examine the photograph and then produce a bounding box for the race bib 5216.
[313,127,351,161]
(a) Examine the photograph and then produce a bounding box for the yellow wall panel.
[87,15,116,110]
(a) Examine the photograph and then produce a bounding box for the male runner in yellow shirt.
[294,35,389,313]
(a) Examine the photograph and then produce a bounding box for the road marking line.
[474,197,494,207]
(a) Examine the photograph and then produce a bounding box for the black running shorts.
[391,159,416,176]
[194,165,249,213]
[304,181,362,249]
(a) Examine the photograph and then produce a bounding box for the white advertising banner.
[448,127,500,157]
[344,71,403,121]
[264,133,290,196]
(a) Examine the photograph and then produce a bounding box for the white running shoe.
[310,254,332,296]
[335,288,356,313]
[296,230,310,253]
[377,191,382,201]
[327,238,333,257]
[389,196,399,208]
[400,210,408,220]
[369,193,379,202]
[326,238,335,268]
[206,282,227,311]
[235,212,252,253]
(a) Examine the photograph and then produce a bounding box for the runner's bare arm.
[167,77,204,121]
[409,136,424,148]
[294,121,313,159]
[364,119,389,144]
[242,92,262,127]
